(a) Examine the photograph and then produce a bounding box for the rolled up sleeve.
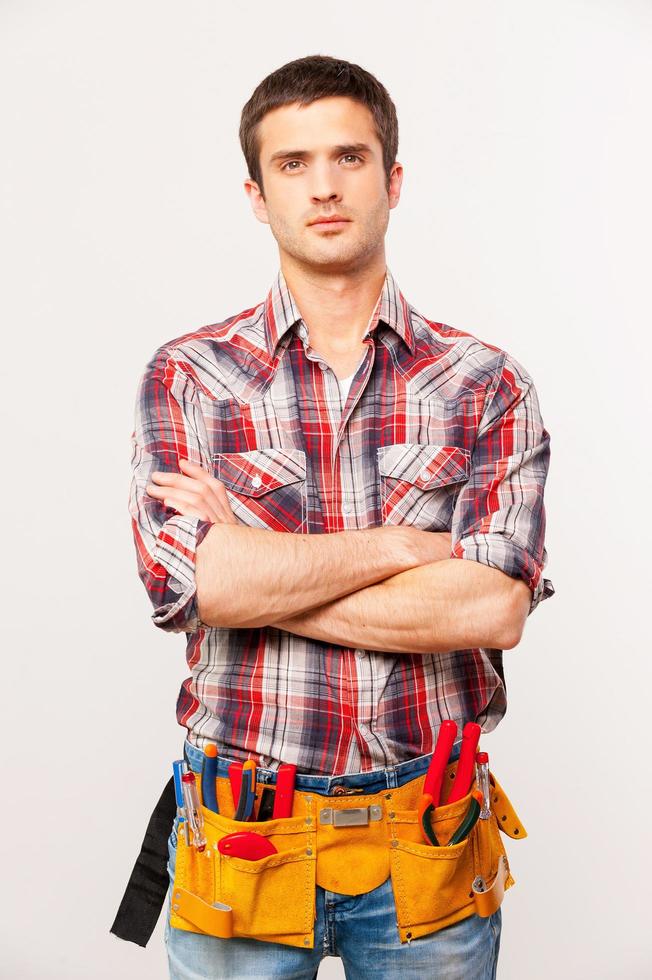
[451,351,555,617]
[129,348,214,633]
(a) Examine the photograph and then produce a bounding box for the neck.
[280,253,387,355]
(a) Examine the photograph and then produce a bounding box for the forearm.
[269,558,515,654]
[195,524,418,628]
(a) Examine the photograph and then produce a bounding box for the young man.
[120,55,554,977]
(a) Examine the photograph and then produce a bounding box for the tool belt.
[169,751,526,950]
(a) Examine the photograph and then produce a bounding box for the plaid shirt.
[129,267,554,774]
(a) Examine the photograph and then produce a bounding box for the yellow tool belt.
[169,753,526,950]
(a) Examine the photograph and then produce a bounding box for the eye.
[281,160,304,172]
[341,154,363,164]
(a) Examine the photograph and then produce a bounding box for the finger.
[149,484,235,525]
[150,468,232,520]
[178,458,214,482]
[150,471,214,494]
[147,486,221,523]
[178,459,239,515]
[176,459,232,501]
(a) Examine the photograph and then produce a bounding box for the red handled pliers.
[419,721,482,845]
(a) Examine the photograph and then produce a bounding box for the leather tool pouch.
[385,765,525,943]
[168,755,525,949]
[169,778,317,950]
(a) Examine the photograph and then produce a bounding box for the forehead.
[258,97,379,163]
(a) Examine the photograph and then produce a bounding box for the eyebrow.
[268,142,373,165]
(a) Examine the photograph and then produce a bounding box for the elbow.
[196,570,242,629]
[496,579,532,649]
[196,581,232,629]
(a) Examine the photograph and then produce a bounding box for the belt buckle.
[319,805,383,827]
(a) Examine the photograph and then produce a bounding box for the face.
[244,96,403,273]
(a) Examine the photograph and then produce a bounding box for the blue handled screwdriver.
[201,744,219,814]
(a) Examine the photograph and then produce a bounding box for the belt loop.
[385,765,398,789]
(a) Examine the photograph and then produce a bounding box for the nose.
[309,162,342,205]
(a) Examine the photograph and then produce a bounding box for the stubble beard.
[268,198,390,274]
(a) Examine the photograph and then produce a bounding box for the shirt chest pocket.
[377,443,471,531]
[213,448,307,533]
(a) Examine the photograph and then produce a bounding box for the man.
[119,54,554,977]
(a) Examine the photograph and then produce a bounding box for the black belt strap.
[109,775,176,947]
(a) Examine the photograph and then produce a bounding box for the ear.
[243,178,270,225]
[388,161,403,211]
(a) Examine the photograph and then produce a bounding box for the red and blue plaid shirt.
[129,267,554,774]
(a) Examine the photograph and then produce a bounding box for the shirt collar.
[263,266,416,357]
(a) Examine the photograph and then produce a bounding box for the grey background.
[1,1,650,977]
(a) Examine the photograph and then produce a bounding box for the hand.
[403,527,453,565]
[146,458,239,524]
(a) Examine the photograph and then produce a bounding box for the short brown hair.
[239,55,399,197]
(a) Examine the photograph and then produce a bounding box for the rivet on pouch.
[172,904,179,912]
[391,840,398,847]
[305,817,312,824]
[303,938,310,946]
[306,848,313,855]
[389,811,395,819]
[175,893,181,900]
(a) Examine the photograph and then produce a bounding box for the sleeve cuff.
[452,532,555,616]
[151,516,213,633]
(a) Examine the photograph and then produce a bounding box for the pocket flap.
[377,443,471,489]
[214,448,307,497]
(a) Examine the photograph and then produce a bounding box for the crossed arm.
[146,460,532,654]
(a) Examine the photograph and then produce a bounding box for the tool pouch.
[386,765,526,943]
[168,758,525,949]
[169,777,318,950]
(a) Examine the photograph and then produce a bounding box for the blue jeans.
[164,740,502,979]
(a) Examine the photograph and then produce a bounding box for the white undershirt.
[337,371,357,401]
[337,351,366,401]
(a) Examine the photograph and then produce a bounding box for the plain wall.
[1,1,650,977]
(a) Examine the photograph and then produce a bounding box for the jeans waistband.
[182,739,462,793]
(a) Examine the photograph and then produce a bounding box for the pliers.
[419,721,482,846]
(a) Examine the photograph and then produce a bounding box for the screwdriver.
[475,751,492,819]
[201,744,219,814]
[181,771,207,851]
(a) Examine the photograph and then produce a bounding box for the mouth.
[309,219,351,231]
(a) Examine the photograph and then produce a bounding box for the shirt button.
[355,648,365,658]
[342,502,352,514]
[318,362,328,371]
[420,468,430,480]
[251,474,262,489]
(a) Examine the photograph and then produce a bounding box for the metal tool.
[229,761,244,811]
[418,720,457,845]
[201,744,219,814]
[423,720,458,805]
[448,790,483,846]
[475,751,492,818]
[448,722,481,803]
[173,759,190,846]
[272,763,296,818]
[181,771,207,851]
[234,760,257,821]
